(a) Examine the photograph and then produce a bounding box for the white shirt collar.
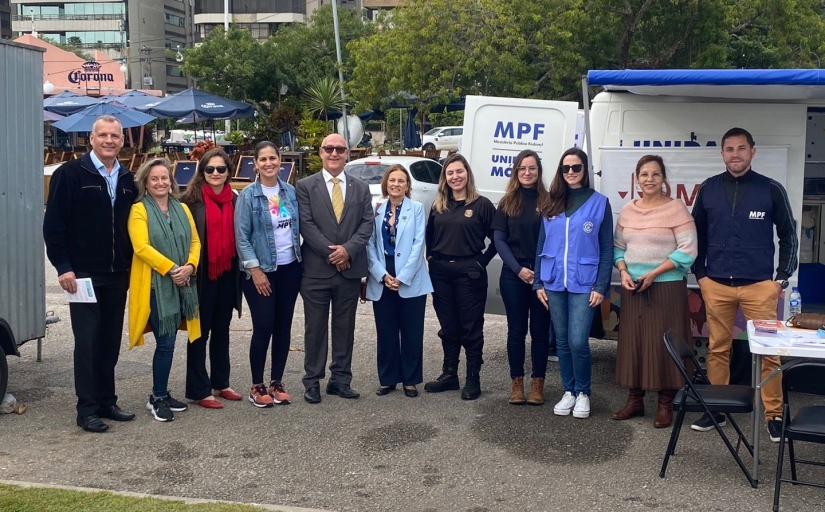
[321,169,346,184]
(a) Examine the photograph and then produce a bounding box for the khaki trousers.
[700,279,782,420]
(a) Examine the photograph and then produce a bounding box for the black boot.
[461,362,481,400]
[424,362,460,393]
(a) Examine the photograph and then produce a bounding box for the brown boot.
[654,389,677,428]
[526,377,545,406]
[509,377,526,404]
[613,388,645,420]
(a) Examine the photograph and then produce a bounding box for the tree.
[303,77,345,124]
[41,37,90,60]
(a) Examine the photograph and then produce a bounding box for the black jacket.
[43,153,137,275]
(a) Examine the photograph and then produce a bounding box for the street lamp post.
[331,0,349,153]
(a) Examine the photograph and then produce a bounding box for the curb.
[0,479,332,512]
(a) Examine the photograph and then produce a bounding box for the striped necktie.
[331,177,344,222]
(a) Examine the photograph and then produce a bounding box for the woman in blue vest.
[535,148,613,419]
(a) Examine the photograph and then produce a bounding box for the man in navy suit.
[296,134,374,403]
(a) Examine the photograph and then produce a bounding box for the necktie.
[331,177,344,222]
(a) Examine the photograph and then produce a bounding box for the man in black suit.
[297,133,374,403]
[43,115,137,432]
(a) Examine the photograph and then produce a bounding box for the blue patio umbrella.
[403,108,422,149]
[52,102,157,133]
[44,91,101,116]
[111,90,164,109]
[138,88,254,122]
[43,110,65,122]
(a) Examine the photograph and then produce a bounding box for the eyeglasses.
[516,166,538,174]
[204,165,228,174]
[321,146,348,155]
[560,164,584,174]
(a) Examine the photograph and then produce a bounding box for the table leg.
[752,353,763,484]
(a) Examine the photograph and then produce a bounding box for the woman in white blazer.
[366,164,433,397]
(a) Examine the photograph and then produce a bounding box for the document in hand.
[63,278,97,303]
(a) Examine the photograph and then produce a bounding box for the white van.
[464,70,825,339]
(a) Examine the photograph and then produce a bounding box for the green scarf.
[143,196,199,337]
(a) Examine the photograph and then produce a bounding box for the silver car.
[344,155,442,216]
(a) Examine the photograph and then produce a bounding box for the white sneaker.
[547,355,559,362]
[553,391,576,416]
[573,392,590,419]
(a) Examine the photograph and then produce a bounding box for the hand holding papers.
[63,278,97,303]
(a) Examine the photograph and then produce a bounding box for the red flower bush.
[190,139,216,161]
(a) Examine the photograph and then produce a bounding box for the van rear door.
[460,95,579,314]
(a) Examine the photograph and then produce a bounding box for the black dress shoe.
[76,414,109,433]
[376,385,397,396]
[403,386,418,398]
[304,387,322,404]
[96,405,136,422]
[326,382,360,399]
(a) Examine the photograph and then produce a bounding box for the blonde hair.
[380,164,412,199]
[134,157,180,202]
[432,153,479,214]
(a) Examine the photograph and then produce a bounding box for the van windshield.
[344,163,389,184]
[424,128,440,136]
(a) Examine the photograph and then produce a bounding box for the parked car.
[422,126,463,151]
[344,155,442,216]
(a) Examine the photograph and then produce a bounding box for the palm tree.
[303,77,345,125]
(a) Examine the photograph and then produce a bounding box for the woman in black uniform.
[424,153,497,400]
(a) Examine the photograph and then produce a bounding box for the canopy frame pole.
[331,0,349,159]
[581,75,595,182]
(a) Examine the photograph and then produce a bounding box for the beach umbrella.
[403,108,422,149]
[52,102,157,133]
[111,90,164,110]
[44,91,101,115]
[139,88,254,122]
[43,110,65,122]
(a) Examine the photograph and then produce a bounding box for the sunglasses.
[204,165,228,174]
[386,224,396,246]
[322,146,348,155]
[559,164,584,174]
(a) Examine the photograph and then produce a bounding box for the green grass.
[0,484,275,512]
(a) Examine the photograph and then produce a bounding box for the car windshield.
[424,128,441,136]
[344,163,390,184]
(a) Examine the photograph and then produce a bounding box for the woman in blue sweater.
[535,148,613,419]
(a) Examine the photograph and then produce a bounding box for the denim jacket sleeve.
[234,187,260,269]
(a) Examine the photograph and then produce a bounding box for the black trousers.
[242,261,302,385]
[185,267,237,400]
[429,257,488,365]
[301,272,361,389]
[373,257,427,386]
[69,271,129,417]
[499,265,554,379]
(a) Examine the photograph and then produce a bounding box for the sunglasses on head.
[204,165,228,174]
[559,164,584,174]
[322,146,348,155]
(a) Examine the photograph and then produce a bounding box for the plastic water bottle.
[788,287,802,318]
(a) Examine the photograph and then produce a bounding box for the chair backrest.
[663,330,710,384]
[174,161,197,187]
[424,149,440,160]
[782,362,825,399]
[663,330,694,384]
[234,156,256,181]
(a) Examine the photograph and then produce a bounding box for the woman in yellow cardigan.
[128,157,201,422]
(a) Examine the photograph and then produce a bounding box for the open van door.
[461,95,579,314]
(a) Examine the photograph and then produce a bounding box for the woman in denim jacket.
[234,141,302,408]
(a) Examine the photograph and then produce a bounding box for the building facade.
[11,0,191,94]
[1,0,12,39]
[193,0,305,42]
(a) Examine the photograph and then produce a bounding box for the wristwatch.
[776,280,789,290]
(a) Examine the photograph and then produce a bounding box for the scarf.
[143,196,199,338]
[202,184,235,280]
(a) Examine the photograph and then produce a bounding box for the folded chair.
[772,362,825,511]
[660,330,757,488]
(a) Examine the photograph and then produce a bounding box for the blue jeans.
[148,291,178,399]
[547,290,596,396]
[500,266,555,379]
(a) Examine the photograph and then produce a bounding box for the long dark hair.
[432,153,480,213]
[497,149,547,218]
[180,148,233,205]
[541,147,590,218]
